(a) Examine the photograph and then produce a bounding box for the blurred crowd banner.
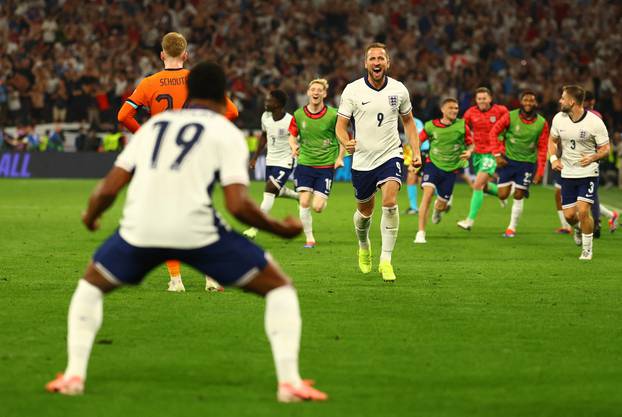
[0,151,354,180]
[0,151,118,178]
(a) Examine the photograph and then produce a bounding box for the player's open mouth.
[373,67,382,75]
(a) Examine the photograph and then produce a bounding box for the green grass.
[1,179,621,417]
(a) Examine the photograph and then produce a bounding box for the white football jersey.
[261,111,294,168]
[114,108,249,248]
[550,111,609,178]
[338,76,412,170]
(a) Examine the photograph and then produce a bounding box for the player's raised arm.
[335,116,355,154]
[533,121,550,183]
[548,133,562,172]
[82,167,132,231]
[117,100,142,133]
[401,112,421,168]
[250,131,268,169]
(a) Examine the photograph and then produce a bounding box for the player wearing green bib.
[288,78,345,247]
[414,98,473,243]
[490,91,548,237]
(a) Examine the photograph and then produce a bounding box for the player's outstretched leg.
[378,182,400,282]
[599,204,619,232]
[555,187,572,234]
[244,191,278,239]
[243,261,327,403]
[166,260,185,292]
[47,263,119,395]
[353,210,372,273]
[280,186,299,200]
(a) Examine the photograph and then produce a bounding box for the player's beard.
[561,104,572,113]
[521,106,536,118]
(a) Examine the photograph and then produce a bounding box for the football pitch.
[1,179,621,417]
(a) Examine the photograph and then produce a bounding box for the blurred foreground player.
[47,62,327,402]
[117,32,238,292]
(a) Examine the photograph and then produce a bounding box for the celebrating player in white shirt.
[548,85,610,260]
[46,62,328,403]
[245,90,299,239]
[336,42,422,282]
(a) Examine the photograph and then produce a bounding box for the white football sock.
[299,206,315,243]
[508,198,524,230]
[65,280,103,379]
[353,210,372,250]
[582,233,593,253]
[558,210,570,228]
[265,285,302,387]
[380,205,399,262]
[260,192,276,214]
[279,187,299,200]
[599,204,614,219]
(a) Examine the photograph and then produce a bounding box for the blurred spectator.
[46,127,65,152]
[75,126,101,152]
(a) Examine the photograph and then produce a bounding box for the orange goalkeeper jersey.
[118,67,239,132]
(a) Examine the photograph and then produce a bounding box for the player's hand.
[460,150,472,160]
[552,160,563,172]
[345,139,356,154]
[411,153,422,169]
[407,164,417,173]
[275,215,303,239]
[334,158,344,169]
[291,145,300,157]
[495,155,508,168]
[249,157,257,170]
[81,211,100,231]
[533,173,543,184]
[580,154,594,167]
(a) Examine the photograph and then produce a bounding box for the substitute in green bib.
[489,90,548,237]
[414,98,474,244]
[288,78,345,248]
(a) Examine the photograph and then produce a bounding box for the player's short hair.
[187,61,226,102]
[365,42,390,60]
[519,89,538,100]
[308,78,329,91]
[475,87,492,97]
[270,90,287,107]
[584,90,595,102]
[562,85,585,105]
[161,32,187,58]
[440,97,458,107]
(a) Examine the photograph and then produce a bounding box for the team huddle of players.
[45,32,616,401]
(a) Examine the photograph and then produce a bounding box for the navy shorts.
[552,170,562,189]
[497,159,536,190]
[560,176,599,209]
[92,230,268,286]
[294,164,335,198]
[351,157,403,202]
[421,162,457,201]
[266,165,293,190]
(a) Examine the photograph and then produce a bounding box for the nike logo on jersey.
[362,101,370,105]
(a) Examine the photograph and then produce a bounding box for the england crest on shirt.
[490,116,496,123]
[278,128,287,137]
[579,130,587,139]
[388,95,398,108]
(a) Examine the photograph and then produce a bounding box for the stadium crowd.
[0,0,621,183]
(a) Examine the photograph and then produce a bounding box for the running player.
[46,62,328,402]
[336,42,422,282]
[548,85,610,260]
[490,90,548,237]
[117,32,237,292]
[457,87,509,230]
[414,98,472,243]
[244,90,299,239]
[288,79,345,248]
